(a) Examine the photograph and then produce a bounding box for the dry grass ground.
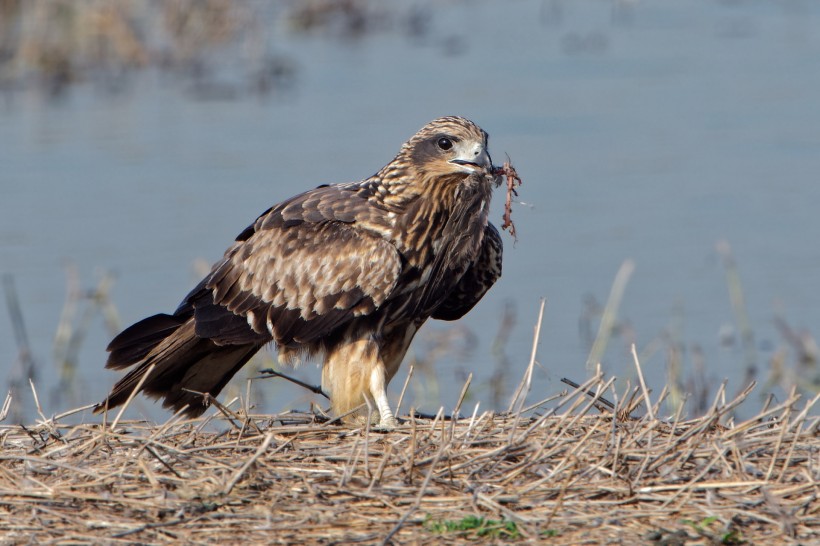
[1,375,817,545]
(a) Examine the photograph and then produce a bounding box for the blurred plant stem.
[586,259,634,372]
[51,264,121,410]
[3,273,36,423]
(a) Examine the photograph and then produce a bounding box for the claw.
[374,415,399,431]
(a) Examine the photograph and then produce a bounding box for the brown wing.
[184,184,402,347]
[432,222,503,321]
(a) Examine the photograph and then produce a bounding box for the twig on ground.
[256,368,328,399]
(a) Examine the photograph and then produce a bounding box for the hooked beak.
[448,145,492,174]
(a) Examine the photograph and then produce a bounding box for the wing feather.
[181,184,402,348]
[432,222,503,321]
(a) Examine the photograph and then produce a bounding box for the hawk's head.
[381,116,493,189]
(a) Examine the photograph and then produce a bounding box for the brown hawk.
[96,116,503,429]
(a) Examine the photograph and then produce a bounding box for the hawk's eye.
[437,137,453,151]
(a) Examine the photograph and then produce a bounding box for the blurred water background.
[2,0,819,422]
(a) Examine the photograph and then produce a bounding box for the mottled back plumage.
[97,116,504,428]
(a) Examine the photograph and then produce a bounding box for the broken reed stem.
[787,391,820,433]
[255,368,328,399]
[0,391,12,421]
[223,431,275,495]
[110,362,157,430]
[507,297,546,414]
[519,391,566,415]
[451,372,472,420]
[631,343,655,421]
[322,402,367,428]
[28,379,48,425]
[560,377,615,413]
[395,363,415,419]
[448,373,474,441]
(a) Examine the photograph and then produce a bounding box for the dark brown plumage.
[96,116,503,429]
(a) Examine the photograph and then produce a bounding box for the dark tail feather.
[106,313,188,369]
[96,320,261,417]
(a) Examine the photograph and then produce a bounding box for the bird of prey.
[96,116,503,429]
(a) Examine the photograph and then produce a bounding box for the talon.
[375,416,399,431]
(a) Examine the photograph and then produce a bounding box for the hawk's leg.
[322,335,397,429]
[321,325,417,430]
[366,365,399,430]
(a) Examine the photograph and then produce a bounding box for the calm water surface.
[2,0,819,420]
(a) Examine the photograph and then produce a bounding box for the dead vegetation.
[494,159,522,242]
[1,371,817,545]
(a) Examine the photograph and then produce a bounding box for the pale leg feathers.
[322,337,371,423]
[320,326,417,430]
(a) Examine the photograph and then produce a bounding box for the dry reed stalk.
[107,362,157,431]
[631,343,655,421]
[0,392,12,422]
[507,298,546,415]
[394,363,415,419]
[1,375,817,544]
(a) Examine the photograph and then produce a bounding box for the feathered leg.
[321,325,417,430]
[321,336,388,427]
